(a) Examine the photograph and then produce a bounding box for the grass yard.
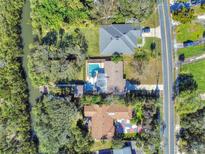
[80,26,100,57]
[181,60,205,92]
[124,56,163,84]
[177,44,205,58]
[193,5,205,16]
[124,37,162,84]
[90,141,113,152]
[76,64,86,80]
[176,22,205,43]
[143,37,161,56]
[141,8,159,28]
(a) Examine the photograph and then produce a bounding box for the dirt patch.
[124,57,163,84]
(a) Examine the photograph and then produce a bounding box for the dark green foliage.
[135,100,160,153]
[33,95,92,154]
[178,107,205,153]
[116,99,160,152]
[81,94,126,105]
[172,7,195,24]
[28,29,88,86]
[81,95,102,104]
[175,73,198,95]
[0,0,36,153]
[126,89,160,102]
[111,53,123,63]
[31,0,155,27]
[31,0,89,30]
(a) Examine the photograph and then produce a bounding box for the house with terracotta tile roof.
[84,104,133,140]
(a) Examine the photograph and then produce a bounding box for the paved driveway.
[142,26,161,38]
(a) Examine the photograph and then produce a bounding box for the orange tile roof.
[84,104,132,140]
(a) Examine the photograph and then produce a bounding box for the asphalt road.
[158,0,175,154]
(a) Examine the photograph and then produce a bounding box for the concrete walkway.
[136,84,163,91]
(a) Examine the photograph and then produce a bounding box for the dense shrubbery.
[28,29,88,86]
[175,73,205,152]
[31,0,89,30]
[175,73,198,95]
[172,7,195,23]
[178,107,205,153]
[89,0,155,24]
[30,0,155,31]
[0,0,36,153]
[33,95,92,153]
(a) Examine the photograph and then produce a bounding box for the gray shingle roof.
[100,24,141,56]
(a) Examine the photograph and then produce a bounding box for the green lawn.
[176,22,205,43]
[80,26,100,57]
[193,5,205,16]
[143,37,161,56]
[124,37,162,84]
[177,44,205,58]
[181,60,205,92]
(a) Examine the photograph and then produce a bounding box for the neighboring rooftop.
[84,104,132,140]
[100,24,141,56]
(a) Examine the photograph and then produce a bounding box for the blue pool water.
[88,63,100,77]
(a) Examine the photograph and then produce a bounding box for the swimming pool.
[88,63,100,77]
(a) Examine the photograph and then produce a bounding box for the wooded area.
[175,73,205,152]
[0,0,36,153]
[33,95,92,153]
[28,29,87,86]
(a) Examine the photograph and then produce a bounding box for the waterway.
[21,0,40,106]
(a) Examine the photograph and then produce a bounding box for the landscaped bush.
[81,95,102,105]
[111,53,123,63]
[172,7,195,23]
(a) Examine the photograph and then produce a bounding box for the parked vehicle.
[142,27,150,33]
[183,40,194,47]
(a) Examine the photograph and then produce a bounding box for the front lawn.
[124,37,162,84]
[124,56,163,84]
[176,22,205,43]
[143,37,161,56]
[177,44,205,58]
[181,60,205,92]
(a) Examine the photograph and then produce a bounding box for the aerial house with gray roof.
[100,24,142,56]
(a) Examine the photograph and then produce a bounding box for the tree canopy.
[172,7,195,24]
[28,29,88,86]
[31,0,89,30]
[0,0,36,153]
[32,95,92,153]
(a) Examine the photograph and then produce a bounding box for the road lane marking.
[161,1,173,154]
